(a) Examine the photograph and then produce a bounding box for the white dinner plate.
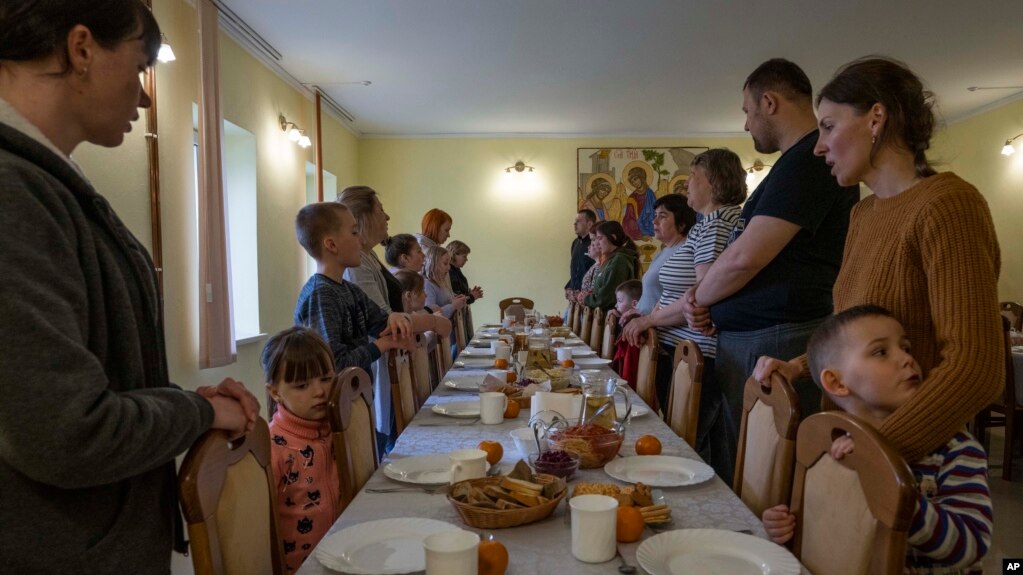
[617,401,649,418]
[572,357,612,367]
[636,529,800,575]
[444,379,481,391]
[315,517,461,574]
[382,454,489,485]
[604,455,714,487]
[430,400,481,418]
[460,347,495,356]
[564,348,596,357]
[455,357,497,368]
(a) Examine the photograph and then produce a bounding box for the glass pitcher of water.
[578,372,630,429]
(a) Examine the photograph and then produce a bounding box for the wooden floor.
[983,427,1023,572]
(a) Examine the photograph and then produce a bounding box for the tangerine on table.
[505,370,517,383]
[561,359,575,368]
[494,358,509,369]
[503,400,520,419]
[635,434,662,456]
[477,440,503,465]
[616,506,644,543]
[478,539,509,575]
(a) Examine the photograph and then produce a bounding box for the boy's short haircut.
[295,202,349,260]
[615,279,643,302]
[261,326,334,385]
[393,269,425,294]
[806,304,894,386]
[383,233,419,267]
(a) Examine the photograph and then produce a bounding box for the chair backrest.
[600,317,617,360]
[589,307,605,352]
[424,331,443,388]
[411,333,435,405]
[579,307,593,347]
[665,340,704,445]
[453,308,468,351]
[328,367,378,511]
[633,328,659,412]
[388,349,418,436]
[464,305,475,337]
[178,418,285,575]
[790,412,917,575]
[570,301,583,336]
[733,373,800,519]
[1000,301,1023,332]
[499,297,535,319]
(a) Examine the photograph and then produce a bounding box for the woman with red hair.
[416,208,453,251]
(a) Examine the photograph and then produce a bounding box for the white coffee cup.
[502,316,514,327]
[424,529,479,575]
[517,350,529,366]
[570,494,618,563]
[495,345,512,362]
[449,449,488,484]
[479,391,508,425]
[556,347,573,362]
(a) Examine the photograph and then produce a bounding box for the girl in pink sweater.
[262,327,342,572]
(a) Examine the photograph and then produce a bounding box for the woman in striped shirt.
[622,148,747,479]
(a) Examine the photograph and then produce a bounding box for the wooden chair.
[600,316,617,360]
[453,308,468,351]
[437,332,454,373]
[410,333,435,406]
[589,307,605,353]
[973,316,1023,480]
[570,301,583,336]
[633,328,659,413]
[789,412,917,575]
[579,306,593,348]
[425,331,444,389]
[733,372,800,519]
[665,339,704,446]
[388,349,418,436]
[178,417,285,575]
[328,367,378,512]
[1000,301,1023,332]
[499,297,534,319]
[464,305,475,337]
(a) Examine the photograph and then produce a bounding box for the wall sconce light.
[279,114,311,148]
[744,158,771,185]
[505,161,535,173]
[157,34,176,63]
[1001,133,1023,156]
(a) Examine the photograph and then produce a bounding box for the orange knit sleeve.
[878,185,1003,462]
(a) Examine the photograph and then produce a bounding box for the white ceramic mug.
[449,449,488,484]
[570,494,618,563]
[424,529,479,575]
[556,347,573,362]
[495,343,512,361]
[479,391,508,425]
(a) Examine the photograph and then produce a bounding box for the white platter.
[563,348,596,357]
[430,400,481,418]
[443,379,481,391]
[636,529,800,575]
[604,456,714,487]
[381,454,489,486]
[572,357,612,367]
[315,517,461,574]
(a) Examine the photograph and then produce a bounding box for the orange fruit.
[494,358,509,369]
[478,440,504,466]
[505,370,517,383]
[503,400,521,419]
[616,506,644,542]
[561,359,575,368]
[478,539,509,575]
[635,435,662,456]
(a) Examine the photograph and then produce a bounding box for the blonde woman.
[423,245,467,320]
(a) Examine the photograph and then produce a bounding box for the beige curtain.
[197,0,236,367]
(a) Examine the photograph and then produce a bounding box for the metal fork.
[415,417,480,427]
[364,485,448,495]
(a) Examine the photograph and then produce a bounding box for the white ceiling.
[219,0,1023,137]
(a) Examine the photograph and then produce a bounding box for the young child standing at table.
[261,327,342,573]
[611,280,644,395]
[395,269,428,314]
[763,305,992,573]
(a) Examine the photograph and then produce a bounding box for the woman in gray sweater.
[0,2,257,572]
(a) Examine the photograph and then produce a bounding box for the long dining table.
[299,325,780,574]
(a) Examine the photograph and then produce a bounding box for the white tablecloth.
[298,332,782,574]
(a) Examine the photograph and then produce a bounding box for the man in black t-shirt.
[682,60,859,482]
[565,209,596,300]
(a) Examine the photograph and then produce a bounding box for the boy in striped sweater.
[763,305,992,574]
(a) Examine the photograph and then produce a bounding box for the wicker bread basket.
[447,474,566,529]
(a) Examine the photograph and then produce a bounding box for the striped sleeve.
[906,431,992,570]
[693,205,740,266]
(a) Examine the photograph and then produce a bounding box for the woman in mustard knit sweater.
[754,56,1003,463]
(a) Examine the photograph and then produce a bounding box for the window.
[305,161,336,278]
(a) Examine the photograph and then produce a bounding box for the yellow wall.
[932,96,1023,300]
[73,0,359,412]
[359,137,775,325]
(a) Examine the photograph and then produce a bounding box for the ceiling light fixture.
[157,34,176,63]
[744,158,771,184]
[279,114,312,148]
[1002,133,1023,156]
[505,161,535,173]
[967,85,1023,92]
